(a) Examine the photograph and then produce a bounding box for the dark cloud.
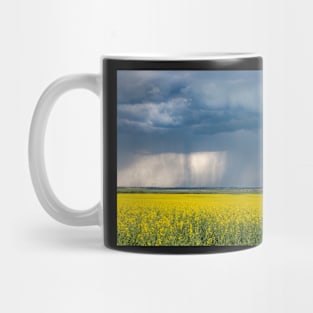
[117,71,262,136]
[117,70,262,188]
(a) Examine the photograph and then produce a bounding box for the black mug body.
[102,55,263,254]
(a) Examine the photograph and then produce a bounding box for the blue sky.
[117,70,262,188]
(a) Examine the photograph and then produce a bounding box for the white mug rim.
[102,52,261,61]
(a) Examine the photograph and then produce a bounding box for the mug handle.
[29,74,101,226]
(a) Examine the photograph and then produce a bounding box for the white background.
[1,0,313,312]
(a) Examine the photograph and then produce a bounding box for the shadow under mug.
[29,53,263,253]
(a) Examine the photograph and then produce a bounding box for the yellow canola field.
[117,193,262,246]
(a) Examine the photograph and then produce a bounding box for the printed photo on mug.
[116,69,262,247]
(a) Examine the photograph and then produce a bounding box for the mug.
[29,53,263,253]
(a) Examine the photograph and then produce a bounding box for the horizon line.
[117,186,262,189]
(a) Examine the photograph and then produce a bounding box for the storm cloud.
[117,70,262,188]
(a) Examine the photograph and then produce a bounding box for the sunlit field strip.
[117,193,262,246]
